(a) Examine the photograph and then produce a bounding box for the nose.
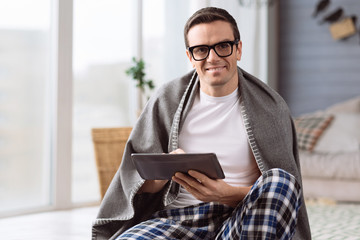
[207,48,220,61]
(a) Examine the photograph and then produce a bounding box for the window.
[143,0,192,87]
[1,0,264,216]
[0,0,196,216]
[0,0,52,213]
[72,0,194,203]
[72,0,135,202]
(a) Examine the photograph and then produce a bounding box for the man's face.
[186,20,242,97]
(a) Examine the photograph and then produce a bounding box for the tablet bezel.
[131,153,225,180]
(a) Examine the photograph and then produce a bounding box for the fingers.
[169,148,186,154]
[172,172,203,196]
[172,173,191,189]
[173,172,202,189]
[174,171,204,184]
[188,170,208,184]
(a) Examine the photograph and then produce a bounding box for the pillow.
[326,96,360,113]
[294,113,334,152]
[313,113,360,153]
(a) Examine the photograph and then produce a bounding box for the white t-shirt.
[167,88,260,209]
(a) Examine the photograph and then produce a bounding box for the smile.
[206,66,226,71]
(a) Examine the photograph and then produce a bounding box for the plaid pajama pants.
[116,168,302,240]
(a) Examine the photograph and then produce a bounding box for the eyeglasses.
[187,40,239,61]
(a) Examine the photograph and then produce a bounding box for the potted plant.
[125,57,155,116]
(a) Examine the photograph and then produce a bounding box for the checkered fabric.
[215,168,302,239]
[294,113,334,151]
[116,169,302,240]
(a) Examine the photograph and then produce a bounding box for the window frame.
[51,0,73,210]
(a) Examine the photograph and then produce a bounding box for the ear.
[236,41,242,61]
[186,50,195,68]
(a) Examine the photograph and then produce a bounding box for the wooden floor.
[0,206,99,240]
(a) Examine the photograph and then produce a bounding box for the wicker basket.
[91,127,132,199]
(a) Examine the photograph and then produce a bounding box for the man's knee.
[245,168,302,210]
[223,169,302,239]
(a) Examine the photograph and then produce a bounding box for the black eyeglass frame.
[187,39,240,61]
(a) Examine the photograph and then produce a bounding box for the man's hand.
[137,149,184,194]
[172,170,252,208]
[138,179,168,194]
[169,148,251,207]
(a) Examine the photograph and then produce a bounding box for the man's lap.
[116,168,301,240]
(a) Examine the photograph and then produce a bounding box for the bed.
[294,96,360,202]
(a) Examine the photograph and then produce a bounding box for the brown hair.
[184,7,241,48]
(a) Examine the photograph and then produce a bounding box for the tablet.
[131,153,225,180]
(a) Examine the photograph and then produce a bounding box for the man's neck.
[199,77,239,97]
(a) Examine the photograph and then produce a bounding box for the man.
[92,7,311,239]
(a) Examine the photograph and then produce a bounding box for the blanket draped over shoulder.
[92,67,311,240]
